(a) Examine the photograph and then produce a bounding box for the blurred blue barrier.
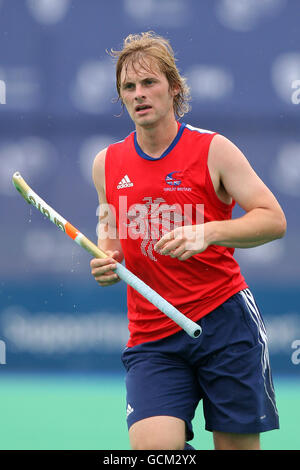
[0,281,299,375]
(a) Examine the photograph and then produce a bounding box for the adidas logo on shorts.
[117,175,133,189]
[126,403,134,418]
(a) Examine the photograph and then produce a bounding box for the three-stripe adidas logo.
[117,175,134,189]
[126,403,134,418]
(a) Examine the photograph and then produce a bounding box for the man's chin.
[134,116,157,128]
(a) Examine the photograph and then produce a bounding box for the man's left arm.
[203,134,287,248]
[155,135,287,260]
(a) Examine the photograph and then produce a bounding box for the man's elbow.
[274,210,287,239]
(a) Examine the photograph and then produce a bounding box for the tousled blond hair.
[108,31,191,118]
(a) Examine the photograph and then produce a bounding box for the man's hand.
[154,225,209,261]
[90,250,121,286]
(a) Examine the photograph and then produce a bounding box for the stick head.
[12,172,31,203]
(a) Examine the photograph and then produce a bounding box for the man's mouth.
[135,104,152,113]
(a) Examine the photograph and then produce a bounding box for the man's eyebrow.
[122,75,158,86]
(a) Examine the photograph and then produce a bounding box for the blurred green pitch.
[0,373,299,450]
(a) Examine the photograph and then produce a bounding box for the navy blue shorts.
[121,289,279,440]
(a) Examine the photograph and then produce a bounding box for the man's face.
[120,56,177,128]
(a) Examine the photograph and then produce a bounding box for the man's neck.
[135,118,178,159]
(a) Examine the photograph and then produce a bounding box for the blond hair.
[109,31,191,118]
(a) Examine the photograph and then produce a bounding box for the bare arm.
[90,148,124,286]
[204,134,287,248]
[155,135,287,260]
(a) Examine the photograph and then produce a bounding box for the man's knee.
[213,431,261,450]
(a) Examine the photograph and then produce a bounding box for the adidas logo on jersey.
[117,175,133,189]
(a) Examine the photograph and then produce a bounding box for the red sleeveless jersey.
[105,122,247,347]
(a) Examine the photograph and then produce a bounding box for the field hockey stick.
[12,172,202,338]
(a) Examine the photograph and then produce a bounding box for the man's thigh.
[122,342,201,443]
[129,415,186,450]
[197,290,279,434]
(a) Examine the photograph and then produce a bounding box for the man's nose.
[134,85,146,101]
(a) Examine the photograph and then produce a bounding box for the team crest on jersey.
[164,171,191,192]
[165,171,182,186]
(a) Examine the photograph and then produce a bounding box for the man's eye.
[124,83,134,89]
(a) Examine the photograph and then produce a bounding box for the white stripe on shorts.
[239,288,279,416]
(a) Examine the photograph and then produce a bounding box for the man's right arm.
[90,148,124,287]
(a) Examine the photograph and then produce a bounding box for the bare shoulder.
[207,133,257,197]
[93,147,108,176]
[208,134,252,175]
[207,133,284,215]
[92,147,108,194]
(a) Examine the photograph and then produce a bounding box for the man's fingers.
[154,230,175,251]
[90,257,116,269]
[94,269,120,284]
[97,273,119,285]
[158,238,183,255]
[90,255,120,286]
[169,245,187,258]
[91,263,116,275]
[178,251,193,261]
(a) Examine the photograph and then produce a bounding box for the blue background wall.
[0,0,299,376]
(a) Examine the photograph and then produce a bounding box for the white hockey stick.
[12,172,202,338]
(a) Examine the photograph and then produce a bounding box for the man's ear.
[171,84,180,97]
